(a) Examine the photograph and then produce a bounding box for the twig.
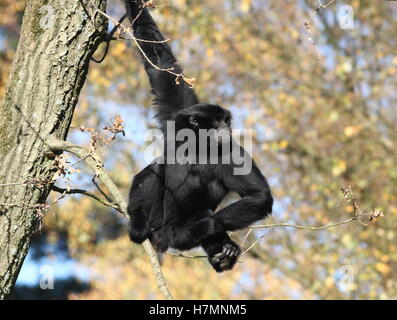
[91,13,128,63]
[47,136,174,300]
[164,214,363,260]
[304,0,336,28]
[92,174,116,205]
[166,251,207,259]
[304,0,336,59]
[93,7,195,88]
[249,217,356,231]
[241,216,356,256]
[240,228,252,247]
[51,185,122,212]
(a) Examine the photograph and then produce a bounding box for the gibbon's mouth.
[214,127,231,144]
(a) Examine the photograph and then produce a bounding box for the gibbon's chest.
[166,164,228,209]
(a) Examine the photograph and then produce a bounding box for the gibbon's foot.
[208,242,241,272]
[189,217,224,241]
[129,220,150,244]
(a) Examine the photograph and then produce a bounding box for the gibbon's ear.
[225,116,232,127]
[189,115,200,127]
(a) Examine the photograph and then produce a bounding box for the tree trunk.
[0,0,107,299]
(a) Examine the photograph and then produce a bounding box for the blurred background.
[1,0,396,299]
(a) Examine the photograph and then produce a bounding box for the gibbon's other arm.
[127,162,165,244]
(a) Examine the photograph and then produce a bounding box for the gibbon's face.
[181,104,232,144]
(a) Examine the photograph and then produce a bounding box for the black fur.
[126,0,273,272]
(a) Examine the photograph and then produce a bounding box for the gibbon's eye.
[225,116,231,127]
[189,115,200,127]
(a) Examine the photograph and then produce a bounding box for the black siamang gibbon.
[125,0,273,272]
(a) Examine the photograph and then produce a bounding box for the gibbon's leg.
[156,209,241,272]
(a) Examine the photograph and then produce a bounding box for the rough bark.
[0,0,107,299]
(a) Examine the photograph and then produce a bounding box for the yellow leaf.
[279,139,289,149]
[332,160,347,176]
[262,143,269,151]
[344,125,362,138]
[329,111,339,122]
[112,41,127,57]
[375,262,391,275]
[241,0,251,13]
[325,277,334,288]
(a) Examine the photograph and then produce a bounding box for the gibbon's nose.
[218,122,231,134]
[215,126,231,143]
[215,119,229,130]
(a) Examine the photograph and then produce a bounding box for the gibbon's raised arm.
[125,0,199,124]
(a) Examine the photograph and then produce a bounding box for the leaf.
[375,263,391,275]
[332,160,347,176]
[344,125,362,138]
[240,0,251,13]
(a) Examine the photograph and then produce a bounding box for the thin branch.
[241,186,380,256]
[166,251,207,259]
[240,228,253,247]
[304,0,337,59]
[51,185,122,212]
[165,214,363,260]
[93,7,196,88]
[91,13,128,63]
[92,174,116,205]
[304,0,336,28]
[241,216,356,256]
[249,216,356,231]
[47,136,174,300]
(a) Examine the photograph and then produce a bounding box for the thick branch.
[47,136,173,300]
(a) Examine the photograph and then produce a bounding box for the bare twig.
[241,186,381,256]
[91,13,128,63]
[304,0,336,59]
[166,251,207,259]
[164,214,362,260]
[93,6,196,88]
[92,174,116,205]
[249,217,356,231]
[168,185,380,260]
[304,0,336,28]
[241,216,356,256]
[240,228,253,247]
[51,185,122,212]
[47,136,174,300]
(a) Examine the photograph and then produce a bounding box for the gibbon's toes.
[129,224,150,244]
[222,243,240,258]
[129,230,148,244]
[208,243,241,272]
